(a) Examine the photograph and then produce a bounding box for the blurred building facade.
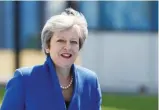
[0,1,158,94]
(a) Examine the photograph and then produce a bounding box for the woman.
[1,8,102,110]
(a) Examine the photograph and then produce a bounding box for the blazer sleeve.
[0,70,25,110]
[91,76,102,110]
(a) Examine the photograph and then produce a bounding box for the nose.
[64,42,71,50]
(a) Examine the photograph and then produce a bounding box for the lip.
[61,53,72,59]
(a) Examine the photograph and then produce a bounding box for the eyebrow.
[56,35,64,38]
[56,36,78,40]
[71,37,78,40]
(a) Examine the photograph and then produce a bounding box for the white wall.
[80,31,158,94]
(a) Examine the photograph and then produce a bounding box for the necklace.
[60,76,73,90]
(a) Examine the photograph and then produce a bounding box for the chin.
[61,64,72,68]
[58,62,73,68]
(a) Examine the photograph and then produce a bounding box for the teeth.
[61,53,71,58]
[62,53,71,57]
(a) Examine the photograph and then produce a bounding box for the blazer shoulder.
[75,65,98,80]
[16,65,44,76]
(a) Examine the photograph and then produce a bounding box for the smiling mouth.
[61,53,72,59]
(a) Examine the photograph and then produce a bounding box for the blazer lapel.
[44,55,81,110]
[68,65,81,110]
[44,55,66,109]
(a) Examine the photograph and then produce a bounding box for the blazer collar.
[44,55,80,109]
[44,55,76,84]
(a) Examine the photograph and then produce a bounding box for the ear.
[45,48,50,54]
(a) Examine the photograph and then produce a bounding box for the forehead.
[55,26,81,39]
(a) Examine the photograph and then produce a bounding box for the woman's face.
[46,26,80,68]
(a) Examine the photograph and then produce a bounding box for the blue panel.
[99,1,107,29]
[151,1,158,31]
[0,2,5,48]
[99,1,152,31]
[4,1,14,49]
[20,1,40,48]
[78,1,99,29]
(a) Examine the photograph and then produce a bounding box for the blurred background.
[0,1,158,110]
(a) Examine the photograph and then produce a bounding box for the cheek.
[72,47,79,55]
[49,47,60,57]
[73,44,80,51]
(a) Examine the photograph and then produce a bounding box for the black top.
[65,101,70,109]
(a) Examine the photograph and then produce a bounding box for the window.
[78,1,158,32]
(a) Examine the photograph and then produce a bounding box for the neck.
[55,65,71,79]
[55,65,73,88]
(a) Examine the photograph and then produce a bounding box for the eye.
[57,39,65,43]
[71,41,78,44]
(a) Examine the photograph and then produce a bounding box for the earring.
[45,49,49,53]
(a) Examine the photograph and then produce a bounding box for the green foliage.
[0,88,5,104]
[102,93,158,110]
[0,88,157,110]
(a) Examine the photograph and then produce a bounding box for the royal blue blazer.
[1,56,102,110]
